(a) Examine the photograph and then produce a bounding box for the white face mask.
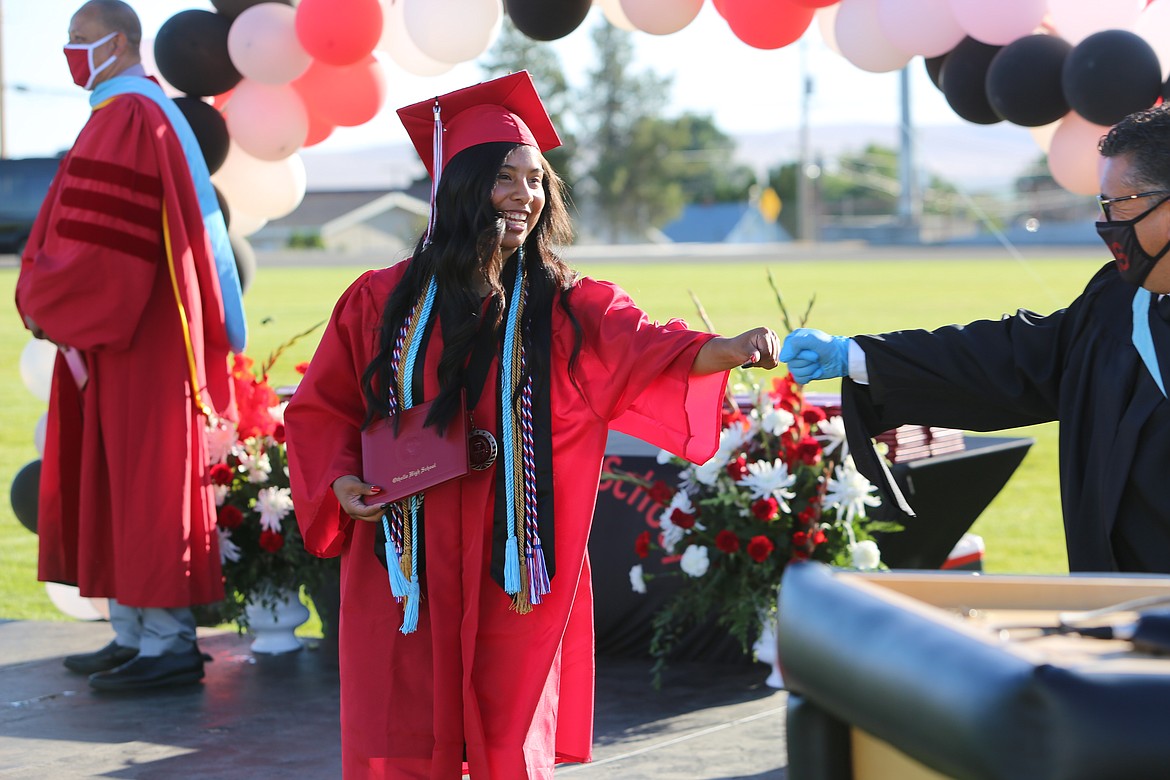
[64,31,118,91]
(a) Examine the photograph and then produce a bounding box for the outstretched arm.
[692,326,780,375]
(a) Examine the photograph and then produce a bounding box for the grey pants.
[108,599,197,657]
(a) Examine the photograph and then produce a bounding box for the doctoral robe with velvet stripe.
[15,91,234,607]
[842,262,1170,574]
[285,262,728,779]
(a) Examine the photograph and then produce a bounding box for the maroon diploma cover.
[361,398,470,506]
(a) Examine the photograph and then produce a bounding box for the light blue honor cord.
[500,263,525,594]
[1132,289,1166,397]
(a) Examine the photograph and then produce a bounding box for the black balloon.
[174,97,230,174]
[11,459,40,535]
[211,0,292,21]
[230,232,256,295]
[154,11,241,97]
[987,34,1072,127]
[505,0,591,42]
[1063,29,1161,127]
[940,37,1003,125]
[215,184,231,230]
[924,53,948,92]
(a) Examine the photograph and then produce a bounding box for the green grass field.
[0,252,1102,620]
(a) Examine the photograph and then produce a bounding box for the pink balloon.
[223,80,309,161]
[723,0,814,50]
[296,0,383,66]
[876,0,965,58]
[619,0,703,35]
[1136,0,1170,79]
[1047,113,1110,196]
[228,3,312,85]
[836,0,912,73]
[1050,0,1144,45]
[948,0,1046,46]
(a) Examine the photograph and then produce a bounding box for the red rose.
[671,508,697,529]
[750,496,779,522]
[801,406,827,426]
[272,423,286,444]
[210,463,235,486]
[634,530,651,559]
[792,530,809,548]
[722,405,746,429]
[295,361,310,375]
[259,529,285,553]
[792,547,810,561]
[647,480,673,505]
[811,529,827,546]
[715,530,740,553]
[794,435,822,465]
[725,455,749,481]
[217,504,244,530]
[747,535,774,563]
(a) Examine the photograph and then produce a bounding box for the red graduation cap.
[397,70,562,182]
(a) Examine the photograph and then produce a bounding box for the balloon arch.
[144,0,1170,237]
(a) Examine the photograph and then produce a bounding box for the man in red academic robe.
[15,0,243,691]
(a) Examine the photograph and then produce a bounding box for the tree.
[576,20,676,242]
[479,18,577,182]
[669,113,756,204]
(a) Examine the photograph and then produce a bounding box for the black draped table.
[778,562,1170,780]
[589,431,1033,661]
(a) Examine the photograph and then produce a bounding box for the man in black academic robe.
[779,104,1170,575]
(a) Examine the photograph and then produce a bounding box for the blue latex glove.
[779,328,850,385]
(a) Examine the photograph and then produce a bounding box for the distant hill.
[301,121,1041,195]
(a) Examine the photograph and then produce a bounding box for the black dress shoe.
[88,647,205,691]
[63,641,139,675]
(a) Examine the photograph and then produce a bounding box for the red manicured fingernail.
[369,486,383,494]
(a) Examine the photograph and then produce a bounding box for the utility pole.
[896,65,921,241]
[797,39,814,242]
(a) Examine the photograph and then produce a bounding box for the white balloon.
[45,582,106,621]
[213,141,307,221]
[1049,0,1144,46]
[948,0,1046,46]
[876,0,965,58]
[20,338,57,403]
[227,2,312,85]
[620,0,703,35]
[34,413,47,457]
[1028,116,1065,155]
[223,80,309,161]
[836,0,912,74]
[816,4,842,56]
[596,0,636,31]
[230,208,269,238]
[1136,0,1170,80]
[376,0,455,76]
[403,0,501,64]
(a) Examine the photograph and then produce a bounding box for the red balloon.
[790,0,838,7]
[723,0,815,49]
[712,0,727,18]
[292,55,387,128]
[295,0,382,67]
[304,112,335,148]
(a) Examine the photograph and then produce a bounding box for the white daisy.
[239,447,272,484]
[817,415,847,457]
[850,540,882,570]
[204,420,237,466]
[256,486,294,532]
[760,406,796,437]
[736,458,796,512]
[824,456,881,523]
[218,527,241,564]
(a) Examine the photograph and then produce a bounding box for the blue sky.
[3,0,966,159]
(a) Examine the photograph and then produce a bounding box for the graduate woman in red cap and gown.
[285,71,780,779]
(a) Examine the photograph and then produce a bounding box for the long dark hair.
[361,141,582,431]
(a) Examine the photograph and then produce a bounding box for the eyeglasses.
[1097,190,1170,221]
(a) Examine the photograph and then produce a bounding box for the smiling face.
[491,145,546,254]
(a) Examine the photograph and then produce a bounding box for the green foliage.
[287,231,324,249]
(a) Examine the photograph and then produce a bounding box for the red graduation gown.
[285,262,728,779]
[15,92,233,608]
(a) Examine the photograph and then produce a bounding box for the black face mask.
[1096,197,1170,287]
